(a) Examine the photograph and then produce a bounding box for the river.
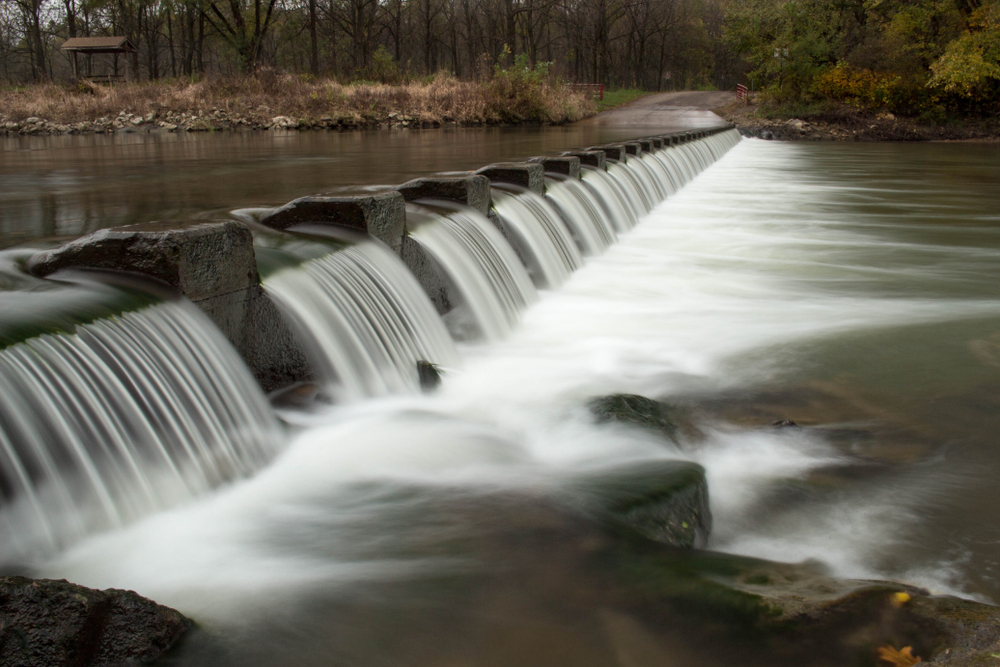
[1,130,999,666]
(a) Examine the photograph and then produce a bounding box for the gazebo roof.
[61,37,137,54]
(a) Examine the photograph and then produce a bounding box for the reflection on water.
[0,125,686,249]
[28,139,1000,667]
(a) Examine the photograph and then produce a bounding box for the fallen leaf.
[878,645,922,666]
[891,592,912,607]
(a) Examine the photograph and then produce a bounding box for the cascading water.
[6,129,839,666]
[624,154,667,203]
[490,184,583,289]
[0,275,281,562]
[606,161,653,216]
[406,200,537,341]
[640,152,678,197]
[260,229,459,400]
[544,174,617,255]
[580,166,639,232]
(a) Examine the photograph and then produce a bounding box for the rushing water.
[0,131,998,666]
[0,275,282,562]
[261,231,459,400]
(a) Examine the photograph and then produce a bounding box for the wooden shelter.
[61,37,137,82]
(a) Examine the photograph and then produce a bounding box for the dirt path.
[578,91,736,132]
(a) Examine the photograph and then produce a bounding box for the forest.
[0,0,997,117]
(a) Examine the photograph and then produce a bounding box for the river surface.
[0,125,668,249]
[2,131,1000,666]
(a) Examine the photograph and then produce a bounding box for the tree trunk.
[309,0,319,73]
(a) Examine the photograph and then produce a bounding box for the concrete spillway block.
[623,142,642,157]
[258,191,406,252]
[475,162,546,195]
[563,150,606,171]
[589,144,627,162]
[26,220,310,392]
[648,138,664,149]
[397,175,492,216]
[528,156,581,180]
[637,139,654,152]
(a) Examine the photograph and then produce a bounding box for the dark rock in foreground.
[0,576,191,667]
[575,460,711,548]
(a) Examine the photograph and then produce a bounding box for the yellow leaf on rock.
[878,645,922,666]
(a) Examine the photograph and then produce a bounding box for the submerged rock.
[417,360,442,392]
[575,460,711,548]
[0,576,191,667]
[608,543,1000,667]
[588,394,683,443]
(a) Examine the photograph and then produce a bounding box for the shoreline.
[714,100,1000,142]
[0,110,574,136]
[0,74,594,137]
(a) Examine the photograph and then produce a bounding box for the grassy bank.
[0,70,595,135]
[595,89,651,112]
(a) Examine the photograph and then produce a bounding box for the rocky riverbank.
[0,576,191,667]
[0,108,529,136]
[715,101,1000,141]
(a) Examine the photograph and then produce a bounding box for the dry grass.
[0,71,595,126]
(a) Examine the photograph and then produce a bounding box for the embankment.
[716,100,1000,141]
[0,72,594,136]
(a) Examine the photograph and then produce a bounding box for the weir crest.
[0,126,741,561]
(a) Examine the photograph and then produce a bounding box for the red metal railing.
[736,83,750,104]
[567,83,605,100]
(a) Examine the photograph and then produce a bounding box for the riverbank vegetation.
[724,0,1000,124]
[0,60,594,131]
[1,0,996,132]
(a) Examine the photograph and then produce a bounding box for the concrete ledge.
[475,162,546,195]
[397,175,492,216]
[528,156,581,180]
[258,192,405,252]
[26,219,310,392]
[589,145,627,162]
[623,142,642,156]
[563,150,606,170]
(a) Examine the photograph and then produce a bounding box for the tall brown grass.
[0,71,595,125]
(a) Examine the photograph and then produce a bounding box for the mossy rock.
[601,541,1000,666]
[573,460,711,548]
[588,394,683,443]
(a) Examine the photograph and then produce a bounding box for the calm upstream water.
[0,125,666,249]
[2,131,1000,666]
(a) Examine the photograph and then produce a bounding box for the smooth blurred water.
[20,138,997,666]
[0,126,683,249]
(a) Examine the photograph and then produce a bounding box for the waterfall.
[490,184,583,290]
[262,231,459,400]
[607,161,654,216]
[0,285,281,562]
[406,201,537,341]
[624,155,667,204]
[580,166,639,232]
[640,153,678,197]
[544,174,617,255]
[0,128,742,567]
